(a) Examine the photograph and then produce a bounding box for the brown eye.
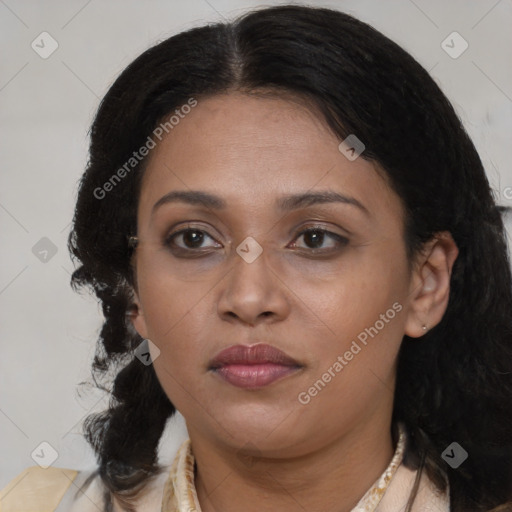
[163,224,348,258]
[165,228,221,252]
[291,227,348,252]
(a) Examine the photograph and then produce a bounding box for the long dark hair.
[68,5,512,511]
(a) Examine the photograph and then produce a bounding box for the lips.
[209,344,302,389]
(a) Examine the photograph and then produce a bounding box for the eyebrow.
[151,190,370,216]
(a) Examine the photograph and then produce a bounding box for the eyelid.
[289,224,349,249]
[164,222,349,255]
[164,223,222,248]
[291,221,349,238]
[165,221,222,239]
[164,221,348,241]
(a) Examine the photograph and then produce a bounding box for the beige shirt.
[0,426,450,511]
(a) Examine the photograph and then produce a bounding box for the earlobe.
[404,232,459,338]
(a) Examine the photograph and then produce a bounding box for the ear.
[129,290,149,340]
[404,231,459,338]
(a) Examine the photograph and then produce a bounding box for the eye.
[289,226,348,252]
[163,224,348,258]
[164,226,222,254]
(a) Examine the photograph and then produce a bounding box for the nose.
[217,245,291,326]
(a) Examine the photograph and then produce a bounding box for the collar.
[161,424,407,512]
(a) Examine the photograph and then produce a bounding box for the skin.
[130,91,458,512]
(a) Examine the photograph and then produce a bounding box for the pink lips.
[209,344,302,389]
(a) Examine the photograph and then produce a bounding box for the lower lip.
[212,363,300,388]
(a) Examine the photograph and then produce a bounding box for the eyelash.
[163,224,349,257]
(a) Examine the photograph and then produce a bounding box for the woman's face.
[131,92,423,456]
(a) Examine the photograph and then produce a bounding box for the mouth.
[208,343,303,389]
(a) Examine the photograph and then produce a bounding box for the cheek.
[136,275,218,408]
[136,254,217,341]
[139,272,213,407]
[305,250,406,327]
[300,249,408,371]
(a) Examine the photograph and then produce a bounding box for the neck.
[190,416,396,512]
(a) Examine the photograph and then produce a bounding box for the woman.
[2,4,511,511]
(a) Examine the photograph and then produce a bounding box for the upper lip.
[209,343,301,369]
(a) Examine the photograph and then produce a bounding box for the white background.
[1,0,511,488]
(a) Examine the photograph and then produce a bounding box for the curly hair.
[68,5,512,511]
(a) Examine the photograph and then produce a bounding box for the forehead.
[138,92,403,226]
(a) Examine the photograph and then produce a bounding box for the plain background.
[1,0,511,488]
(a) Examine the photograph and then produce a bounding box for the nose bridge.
[218,237,288,323]
[227,207,276,272]
[230,237,275,297]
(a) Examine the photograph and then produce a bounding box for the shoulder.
[0,465,104,512]
[1,463,177,512]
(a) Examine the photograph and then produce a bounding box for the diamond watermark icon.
[31,32,59,59]
[441,442,468,468]
[32,237,58,263]
[236,236,263,263]
[134,338,161,366]
[31,441,59,468]
[441,32,468,59]
[338,134,365,161]
[503,187,512,201]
